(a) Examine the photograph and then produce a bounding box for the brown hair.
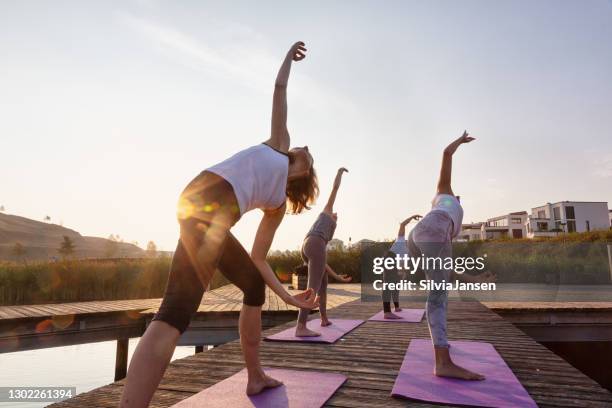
[286,154,318,214]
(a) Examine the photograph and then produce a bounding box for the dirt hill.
[0,212,143,261]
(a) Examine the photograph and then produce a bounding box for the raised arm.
[251,205,318,309]
[397,214,422,238]
[437,130,475,195]
[323,167,348,213]
[266,41,307,153]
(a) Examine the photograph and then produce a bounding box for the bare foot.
[384,312,402,319]
[435,362,485,381]
[320,318,332,327]
[246,373,283,395]
[295,326,321,337]
[395,307,402,312]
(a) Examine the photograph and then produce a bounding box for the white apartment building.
[525,201,610,238]
[458,211,528,241]
[481,211,529,240]
[457,223,484,242]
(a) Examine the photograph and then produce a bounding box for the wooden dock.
[0,284,361,381]
[49,297,612,408]
[0,284,360,352]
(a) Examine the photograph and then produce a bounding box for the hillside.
[0,213,143,261]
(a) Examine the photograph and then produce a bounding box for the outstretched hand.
[289,41,307,62]
[333,167,348,189]
[337,274,353,283]
[285,288,319,310]
[458,130,475,144]
[444,130,476,156]
[401,214,422,226]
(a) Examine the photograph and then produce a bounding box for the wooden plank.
[0,298,166,321]
[0,307,29,319]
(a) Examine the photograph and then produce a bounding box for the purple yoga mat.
[368,308,424,322]
[392,339,537,408]
[264,319,364,343]
[172,368,346,408]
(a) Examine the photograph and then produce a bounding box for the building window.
[537,222,548,231]
[567,220,576,233]
[512,229,523,239]
[553,207,561,220]
[488,219,508,227]
[511,217,522,224]
[565,206,575,219]
[538,210,545,218]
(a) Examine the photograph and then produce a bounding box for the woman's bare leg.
[241,305,283,395]
[119,321,181,407]
[121,211,232,406]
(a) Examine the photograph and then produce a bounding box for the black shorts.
[152,171,266,334]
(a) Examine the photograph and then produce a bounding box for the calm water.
[0,339,196,408]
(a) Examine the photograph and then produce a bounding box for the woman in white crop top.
[121,42,321,406]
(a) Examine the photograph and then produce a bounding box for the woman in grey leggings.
[295,167,351,337]
[408,131,494,381]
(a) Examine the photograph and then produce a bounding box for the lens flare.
[35,319,53,333]
[126,310,141,320]
[177,197,195,220]
[52,314,74,330]
[277,270,290,283]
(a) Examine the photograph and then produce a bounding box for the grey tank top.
[306,212,337,243]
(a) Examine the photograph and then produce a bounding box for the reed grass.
[1,230,609,305]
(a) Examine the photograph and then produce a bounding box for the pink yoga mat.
[392,339,537,408]
[264,319,364,343]
[172,368,346,408]
[368,309,424,322]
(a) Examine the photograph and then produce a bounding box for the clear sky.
[1,1,611,251]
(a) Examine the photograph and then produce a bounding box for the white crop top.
[431,194,464,238]
[206,143,289,215]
